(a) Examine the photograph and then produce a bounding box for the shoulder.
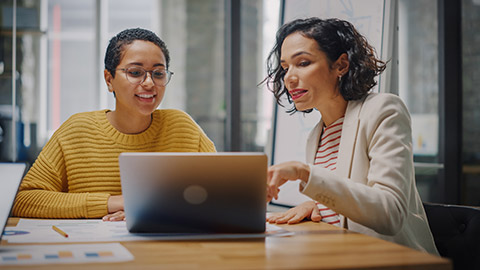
[153,109,215,151]
[358,92,410,119]
[153,109,202,130]
[42,111,105,149]
[364,92,406,108]
[354,93,411,136]
[154,109,197,125]
[63,110,100,123]
[54,110,104,136]
[62,110,107,124]
[156,109,192,120]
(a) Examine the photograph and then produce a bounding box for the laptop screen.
[119,152,267,233]
[0,163,26,241]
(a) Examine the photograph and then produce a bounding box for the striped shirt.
[314,116,344,227]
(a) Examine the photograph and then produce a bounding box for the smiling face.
[280,32,345,112]
[104,40,167,118]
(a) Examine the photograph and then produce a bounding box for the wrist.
[107,195,124,213]
[298,163,312,193]
[299,162,311,184]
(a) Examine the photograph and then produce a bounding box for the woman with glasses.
[13,28,216,221]
[264,18,438,255]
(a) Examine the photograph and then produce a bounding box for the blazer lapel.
[336,97,365,179]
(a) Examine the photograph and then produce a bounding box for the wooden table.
[2,218,451,270]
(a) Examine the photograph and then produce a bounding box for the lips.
[135,93,156,102]
[289,89,308,101]
[136,93,155,98]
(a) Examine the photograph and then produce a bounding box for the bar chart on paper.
[0,243,133,265]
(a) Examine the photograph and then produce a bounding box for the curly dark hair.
[265,17,386,113]
[104,28,170,78]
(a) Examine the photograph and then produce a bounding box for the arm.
[303,95,413,235]
[12,129,111,219]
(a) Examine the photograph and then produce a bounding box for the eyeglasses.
[116,67,174,86]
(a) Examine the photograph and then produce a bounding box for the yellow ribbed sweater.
[13,109,216,218]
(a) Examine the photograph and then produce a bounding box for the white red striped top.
[314,116,344,227]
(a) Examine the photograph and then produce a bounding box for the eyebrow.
[127,62,166,67]
[280,51,313,63]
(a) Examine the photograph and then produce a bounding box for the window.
[397,0,441,202]
[462,0,480,205]
[0,0,281,165]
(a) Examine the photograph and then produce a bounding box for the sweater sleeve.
[12,127,110,219]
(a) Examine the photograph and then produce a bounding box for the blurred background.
[1,0,479,206]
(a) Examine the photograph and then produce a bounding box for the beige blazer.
[301,92,439,255]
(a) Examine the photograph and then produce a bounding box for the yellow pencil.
[52,225,69,238]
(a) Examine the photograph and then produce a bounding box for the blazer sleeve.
[301,94,413,235]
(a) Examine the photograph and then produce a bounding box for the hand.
[107,195,124,213]
[266,201,321,224]
[267,161,310,202]
[102,210,125,221]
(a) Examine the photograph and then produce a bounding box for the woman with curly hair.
[265,17,438,255]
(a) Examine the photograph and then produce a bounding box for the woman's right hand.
[266,201,321,224]
[266,161,311,202]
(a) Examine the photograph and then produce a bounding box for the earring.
[338,75,342,83]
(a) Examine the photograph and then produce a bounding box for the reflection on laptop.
[119,152,267,234]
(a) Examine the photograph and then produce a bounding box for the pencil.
[52,225,69,238]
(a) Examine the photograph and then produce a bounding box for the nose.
[284,69,298,90]
[141,72,155,88]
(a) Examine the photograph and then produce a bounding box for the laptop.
[119,152,267,234]
[0,163,26,241]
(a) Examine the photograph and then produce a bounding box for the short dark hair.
[265,17,386,113]
[104,28,170,77]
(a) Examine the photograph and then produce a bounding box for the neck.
[317,96,347,127]
[106,110,153,134]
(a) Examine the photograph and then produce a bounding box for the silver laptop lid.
[0,163,26,241]
[119,152,267,233]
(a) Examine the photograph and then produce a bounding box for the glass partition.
[397,0,440,202]
[0,0,281,165]
[462,0,480,205]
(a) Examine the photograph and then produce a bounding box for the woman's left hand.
[107,195,124,213]
[102,210,125,221]
[267,201,321,224]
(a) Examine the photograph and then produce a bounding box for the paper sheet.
[4,219,292,243]
[0,243,133,265]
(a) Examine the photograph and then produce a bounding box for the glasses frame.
[116,67,174,86]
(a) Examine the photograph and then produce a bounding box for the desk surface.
[3,218,451,270]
